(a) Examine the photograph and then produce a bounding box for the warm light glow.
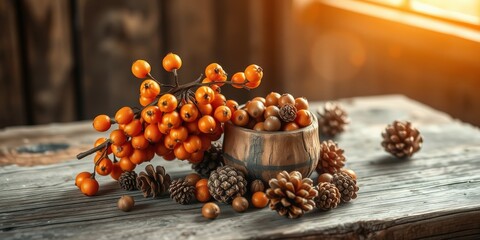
[364,0,480,25]
[411,0,480,25]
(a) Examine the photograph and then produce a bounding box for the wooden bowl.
[222,115,320,183]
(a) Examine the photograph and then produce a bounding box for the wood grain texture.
[19,0,76,124]
[78,0,163,119]
[223,115,320,183]
[1,95,480,239]
[0,0,27,128]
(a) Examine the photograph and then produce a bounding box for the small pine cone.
[381,120,423,158]
[136,165,171,198]
[119,171,138,191]
[169,178,195,205]
[332,172,359,202]
[208,165,247,203]
[279,104,297,122]
[266,171,318,219]
[318,102,350,137]
[315,182,341,210]
[192,142,224,177]
[316,140,346,175]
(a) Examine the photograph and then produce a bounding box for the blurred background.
[1,0,479,128]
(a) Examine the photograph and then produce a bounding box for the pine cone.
[315,182,341,210]
[169,178,196,205]
[318,102,350,137]
[279,104,297,122]
[208,165,247,203]
[266,171,318,219]
[136,164,171,198]
[381,120,423,158]
[332,172,359,202]
[316,140,346,174]
[118,171,138,191]
[192,142,224,177]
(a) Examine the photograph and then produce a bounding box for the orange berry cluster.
[232,92,314,131]
[77,53,263,196]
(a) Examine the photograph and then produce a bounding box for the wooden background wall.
[1,0,479,128]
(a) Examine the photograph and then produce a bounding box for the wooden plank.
[78,0,163,119]
[0,0,27,128]
[1,95,480,239]
[19,0,76,124]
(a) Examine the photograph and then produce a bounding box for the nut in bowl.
[222,95,320,183]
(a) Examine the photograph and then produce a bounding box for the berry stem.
[77,139,111,160]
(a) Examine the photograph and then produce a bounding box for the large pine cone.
[119,171,138,191]
[332,172,359,202]
[136,165,171,198]
[192,142,224,177]
[315,182,341,210]
[318,102,350,137]
[208,165,247,203]
[316,140,346,175]
[381,120,423,158]
[266,171,318,219]
[169,178,195,205]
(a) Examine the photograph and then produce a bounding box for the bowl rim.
[224,113,318,135]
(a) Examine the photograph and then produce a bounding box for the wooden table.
[1,95,479,239]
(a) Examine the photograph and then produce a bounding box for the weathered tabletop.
[1,95,480,239]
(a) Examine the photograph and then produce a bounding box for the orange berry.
[110,162,124,180]
[169,126,188,143]
[231,72,246,89]
[195,86,215,105]
[283,122,300,131]
[124,119,143,137]
[110,129,127,146]
[196,178,208,188]
[111,142,133,158]
[211,93,226,110]
[205,63,227,82]
[163,151,176,161]
[161,111,182,129]
[173,144,191,160]
[199,134,212,151]
[189,151,204,164]
[180,103,199,122]
[232,109,249,127]
[214,106,231,123]
[119,156,136,171]
[244,64,263,83]
[154,142,170,156]
[226,100,239,114]
[158,94,178,113]
[94,137,111,154]
[80,178,99,196]
[198,103,213,115]
[131,60,151,79]
[185,120,201,135]
[183,135,202,153]
[245,79,261,89]
[130,149,147,165]
[95,157,113,176]
[195,185,211,203]
[141,106,162,124]
[265,92,281,106]
[139,95,155,107]
[139,79,160,98]
[131,134,150,150]
[202,78,221,93]
[252,191,269,208]
[162,52,182,72]
[115,107,134,124]
[75,172,92,189]
[163,134,177,150]
[198,115,216,134]
[144,124,162,143]
[93,114,111,132]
